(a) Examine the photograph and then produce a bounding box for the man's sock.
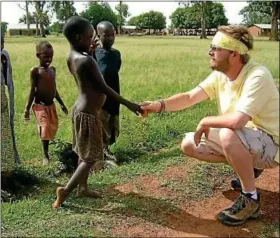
[242,189,258,200]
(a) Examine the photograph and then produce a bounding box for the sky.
[1,1,248,27]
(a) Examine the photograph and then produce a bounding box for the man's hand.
[194,120,210,146]
[24,109,30,120]
[60,104,68,115]
[140,101,161,115]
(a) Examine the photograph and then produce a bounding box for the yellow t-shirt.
[199,60,279,163]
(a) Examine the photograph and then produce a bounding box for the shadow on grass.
[114,147,147,164]
[1,164,66,203]
[1,166,41,201]
[112,144,181,167]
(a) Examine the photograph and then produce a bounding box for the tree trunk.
[34,1,46,38]
[39,21,46,37]
[118,1,122,35]
[25,1,30,36]
[36,20,39,36]
[269,3,279,41]
[200,1,207,39]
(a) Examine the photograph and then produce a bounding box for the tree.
[128,11,166,34]
[170,2,227,32]
[170,6,200,30]
[239,3,271,26]
[80,2,118,30]
[32,11,40,36]
[270,1,280,41]
[115,1,130,33]
[170,7,189,29]
[197,1,207,38]
[18,1,31,35]
[33,1,50,37]
[1,22,8,35]
[51,1,76,23]
[30,10,50,36]
[147,11,166,32]
[205,2,228,29]
[239,1,280,41]
[177,1,209,39]
[49,21,64,34]
[128,16,139,26]
[19,13,36,24]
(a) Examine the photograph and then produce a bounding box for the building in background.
[6,24,44,36]
[248,24,279,37]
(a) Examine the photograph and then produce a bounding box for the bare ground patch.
[109,162,279,237]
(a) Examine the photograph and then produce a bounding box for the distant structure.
[6,24,45,36]
[172,28,217,36]
[121,25,138,35]
[248,24,279,37]
[121,25,169,36]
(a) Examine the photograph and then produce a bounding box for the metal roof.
[253,24,274,29]
[121,25,137,30]
[7,24,39,30]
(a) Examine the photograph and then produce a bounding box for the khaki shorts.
[101,109,120,147]
[184,127,279,169]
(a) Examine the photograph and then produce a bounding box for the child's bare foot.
[76,188,103,198]
[43,158,50,165]
[52,187,69,208]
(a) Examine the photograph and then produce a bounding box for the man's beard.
[210,58,230,73]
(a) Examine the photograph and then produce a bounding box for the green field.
[1,36,279,237]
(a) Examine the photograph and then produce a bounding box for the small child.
[24,41,68,165]
[52,16,142,208]
[92,21,121,162]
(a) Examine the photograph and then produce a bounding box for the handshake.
[126,100,166,117]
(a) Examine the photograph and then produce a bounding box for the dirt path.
[110,165,279,237]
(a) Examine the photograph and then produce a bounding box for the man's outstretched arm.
[141,87,209,114]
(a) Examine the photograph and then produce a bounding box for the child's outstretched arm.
[55,90,68,115]
[83,56,143,116]
[24,68,37,120]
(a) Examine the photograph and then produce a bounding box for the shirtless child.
[24,41,68,165]
[52,16,143,208]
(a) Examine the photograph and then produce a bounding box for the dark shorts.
[72,108,103,163]
[102,109,120,147]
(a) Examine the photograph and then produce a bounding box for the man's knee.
[219,128,239,150]
[181,133,195,156]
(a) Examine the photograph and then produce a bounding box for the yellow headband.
[212,31,249,55]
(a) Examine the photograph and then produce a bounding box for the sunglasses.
[209,44,234,54]
[209,44,224,51]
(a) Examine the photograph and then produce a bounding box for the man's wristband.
[157,99,166,113]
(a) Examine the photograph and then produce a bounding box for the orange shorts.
[32,103,58,140]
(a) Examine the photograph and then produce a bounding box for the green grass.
[259,222,280,238]
[2,35,279,237]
